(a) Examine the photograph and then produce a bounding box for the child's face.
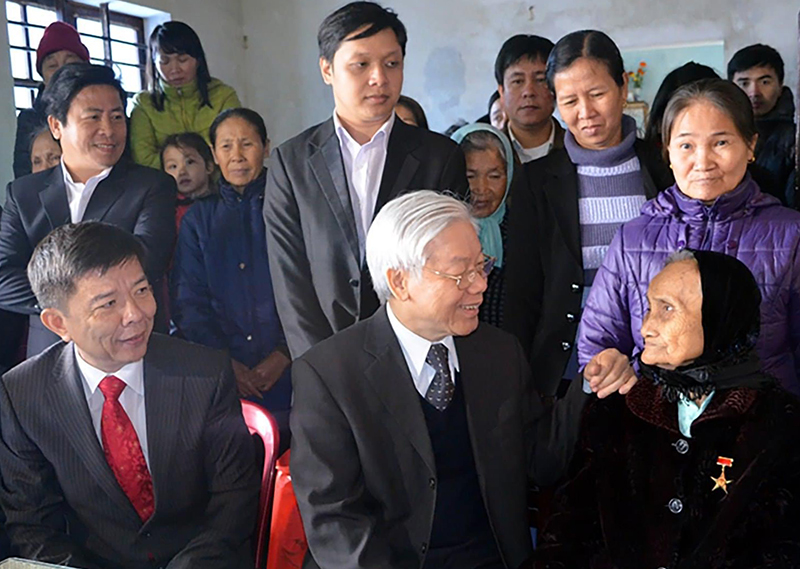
[162,145,212,197]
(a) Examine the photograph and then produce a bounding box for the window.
[6,0,147,114]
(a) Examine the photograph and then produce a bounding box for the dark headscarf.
[637,249,775,401]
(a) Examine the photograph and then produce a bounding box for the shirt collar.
[508,117,556,153]
[333,111,395,152]
[386,303,460,379]
[73,343,145,397]
[677,390,715,438]
[61,158,113,188]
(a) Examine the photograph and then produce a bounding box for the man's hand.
[251,350,291,393]
[231,359,262,398]
[583,348,638,399]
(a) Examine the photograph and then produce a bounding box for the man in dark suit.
[0,222,259,569]
[291,191,592,569]
[0,63,175,356]
[264,2,468,358]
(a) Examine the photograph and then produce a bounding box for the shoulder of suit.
[112,161,175,185]
[299,316,374,370]
[274,119,334,156]
[519,147,572,187]
[145,333,230,376]
[458,323,520,355]
[8,166,59,193]
[395,121,459,154]
[1,340,68,389]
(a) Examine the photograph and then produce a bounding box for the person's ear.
[263,141,271,161]
[211,146,220,166]
[620,71,629,102]
[497,85,505,106]
[386,268,410,301]
[40,307,72,343]
[747,134,759,160]
[320,56,334,86]
[47,115,63,142]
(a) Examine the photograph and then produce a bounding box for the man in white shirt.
[495,35,565,164]
[0,222,259,568]
[265,1,468,359]
[0,63,176,357]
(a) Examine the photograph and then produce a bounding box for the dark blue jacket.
[171,168,291,417]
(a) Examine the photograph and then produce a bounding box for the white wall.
[241,0,800,143]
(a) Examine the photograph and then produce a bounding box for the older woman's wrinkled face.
[640,260,704,370]
[466,147,507,218]
[667,100,756,202]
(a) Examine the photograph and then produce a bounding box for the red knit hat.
[36,22,91,74]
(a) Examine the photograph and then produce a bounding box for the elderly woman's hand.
[584,348,638,398]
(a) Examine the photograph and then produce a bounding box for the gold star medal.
[710,456,734,495]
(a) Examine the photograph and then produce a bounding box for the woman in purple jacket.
[579,78,800,396]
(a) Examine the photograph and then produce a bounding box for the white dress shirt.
[62,159,112,223]
[334,112,395,260]
[509,117,557,164]
[74,344,150,469]
[386,304,460,398]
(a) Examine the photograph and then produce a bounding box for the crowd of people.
[0,1,798,567]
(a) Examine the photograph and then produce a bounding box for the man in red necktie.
[0,222,259,568]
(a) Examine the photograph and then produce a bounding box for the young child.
[160,132,215,232]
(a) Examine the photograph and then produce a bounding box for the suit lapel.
[81,163,125,222]
[37,167,70,229]
[47,344,140,520]
[363,309,435,473]
[142,335,182,521]
[308,120,360,262]
[543,154,582,266]
[374,119,421,215]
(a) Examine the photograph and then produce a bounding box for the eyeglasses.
[424,255,496,290]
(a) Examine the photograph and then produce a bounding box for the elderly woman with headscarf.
[537,250,800,569]
[451,123,514,327]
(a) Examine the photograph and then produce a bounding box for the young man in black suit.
[264,1,468,359]
[0,63,176,356]
[0,222,259,568]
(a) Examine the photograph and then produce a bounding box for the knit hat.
[36,22,90,74]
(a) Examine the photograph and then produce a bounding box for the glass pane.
[7,23,25,47]
[81,35,105,60]
[25,6,57,27]
[126,95,135,116]
[14,86,34,109]
[29,52,41,81]
[110,24,137,43]
[76,17,102,37]
[6,2,22,23]
[28,25,44,49]
[10,48,29,79]
[117,63,142,92]
[112,41,139,65]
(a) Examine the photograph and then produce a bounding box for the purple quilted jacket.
[577,175,800,394]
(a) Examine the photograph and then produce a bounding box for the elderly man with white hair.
[290,190,596,569]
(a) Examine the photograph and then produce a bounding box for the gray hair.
[666,249,697,265]
[366,190,477,303]
[28,222,146,310]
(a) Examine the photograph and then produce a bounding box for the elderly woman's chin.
[640,346,681,370]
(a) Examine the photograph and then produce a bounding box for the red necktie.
[98,375,155,522]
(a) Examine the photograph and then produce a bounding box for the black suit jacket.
[504,142,674,397]
[264,118,468,358]
[0,160,176,315]
[0,333,260,569]
[290,307,588,569]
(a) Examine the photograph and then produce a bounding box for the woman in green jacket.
[130,21,241,168]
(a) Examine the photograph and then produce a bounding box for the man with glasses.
[290,191,593,569]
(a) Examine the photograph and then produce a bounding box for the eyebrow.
[674,130,735,139]
[83,106,124,113]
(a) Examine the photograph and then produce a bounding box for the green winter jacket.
[130,78,241,169]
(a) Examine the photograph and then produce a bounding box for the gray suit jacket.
[264,118,468,359]
[0,333,260,569]
[290,307,589,569]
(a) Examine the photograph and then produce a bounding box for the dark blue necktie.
[425,343,455,411]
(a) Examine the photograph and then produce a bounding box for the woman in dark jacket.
[505,30,673,397]
[537,250,800,569]
[171,108,291,435]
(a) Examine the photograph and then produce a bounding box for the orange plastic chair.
[241,400,280,569]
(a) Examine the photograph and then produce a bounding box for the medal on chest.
[710,456,734,495]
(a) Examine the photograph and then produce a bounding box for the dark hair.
[396,95,428,129]
[209,108,268,147]
[28,222,146,310]
[661,78,757,156]
[42,63,127,124]
[318,1,407,63]
[644,62,720,147]
[545,30,625,92]
[160,131,214,169]
[494,34,554,85]
[147,21,212,112]
[460,130,508,167]
[727,43,784,83]
[488,90,501,114]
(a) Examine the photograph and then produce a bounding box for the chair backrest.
[241,400,280,569]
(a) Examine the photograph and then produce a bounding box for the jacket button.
[429,477,435,489]
[677,240,686,248]
[246,335,253,341]
[421,542,427,554]
[667,498,683,514]
[561,341,572,351]
[239,262,246,270]
[566,313,576,322]
[571,283,580,293]
[727,240,738,249]
[349,278,359,287]
[673,439,689,454]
